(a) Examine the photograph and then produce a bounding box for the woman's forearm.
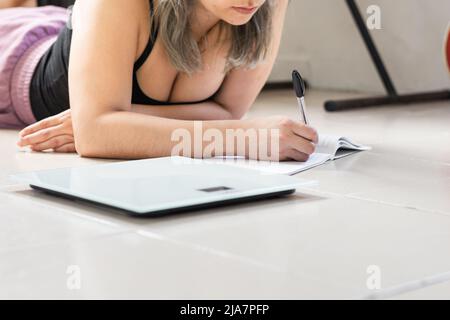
[74,111,185,159]
[130,100,237,121]
[74,110,249,160]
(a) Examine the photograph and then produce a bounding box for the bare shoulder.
[71,0,151,59]
[71,0,149,31]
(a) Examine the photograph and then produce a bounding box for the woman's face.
[199,0,267,26]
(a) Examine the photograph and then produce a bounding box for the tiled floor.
[1,89,449,299]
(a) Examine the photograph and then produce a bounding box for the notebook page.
[317,135,371,160]
[334,137,372,159]
[203,153,332,176]
[316,134,341,156]
[198,136,370,175]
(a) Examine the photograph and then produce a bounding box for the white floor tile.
[0,232,344,300]
[1,89,449,299]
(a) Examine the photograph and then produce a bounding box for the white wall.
[270,0,450,94]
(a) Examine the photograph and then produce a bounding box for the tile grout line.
[297,187,450,217]
[346,193,450,217]
[134,229,285,273]
[132,228,350,290]
[0,229,132,257]
[359,271,450,300]
[366,150,450,167]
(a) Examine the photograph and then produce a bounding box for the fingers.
[19,115,63,138]
[281,120,318,155]
[291,123,319,143]
[283,149,310,162]
[29,135,74,152]
[280,130,316,156]
[54,143,76,153]
[288,134,316,155]
[18,124,68,147]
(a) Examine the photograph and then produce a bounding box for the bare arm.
[69,0,206,159]
[0,0,35,8]
[39,0,317,161]
[130,101,234,121]
[19,0,317,161]
[71,0,267,159]
[171,0,289,119]
[108,0,289,124]
[216,0,289,119]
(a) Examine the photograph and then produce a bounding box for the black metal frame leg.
[325,0,450,112]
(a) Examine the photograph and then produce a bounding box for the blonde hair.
[154,0,274,74]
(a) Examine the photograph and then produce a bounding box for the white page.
[204,153,332,176]
[316,135,342,156]
[333,136,372,160]
[200,135,370,176]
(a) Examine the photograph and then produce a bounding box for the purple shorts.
[0,6,68,129]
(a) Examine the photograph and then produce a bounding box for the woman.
[1,0,318,161]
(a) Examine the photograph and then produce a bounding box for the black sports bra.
[30,0,212,121]
[131,0,172,106]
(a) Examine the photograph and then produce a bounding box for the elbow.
[73,124,102,158]
[223,101,253,120]
[74,136,98,158]
[72,111,117,158]
[76,146,97,159]
[231,113,246,120]
[229,108,249,120]
[221,104,250,120]
[215,99,252,120]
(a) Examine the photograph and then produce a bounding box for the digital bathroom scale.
[10,157,309,217]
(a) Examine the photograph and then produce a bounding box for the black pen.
[292,70,309,125]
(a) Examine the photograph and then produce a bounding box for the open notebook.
[203,134,371,176]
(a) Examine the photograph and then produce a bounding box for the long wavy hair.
[154,0,275,74]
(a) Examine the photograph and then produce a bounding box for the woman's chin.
[224,17,254,26]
